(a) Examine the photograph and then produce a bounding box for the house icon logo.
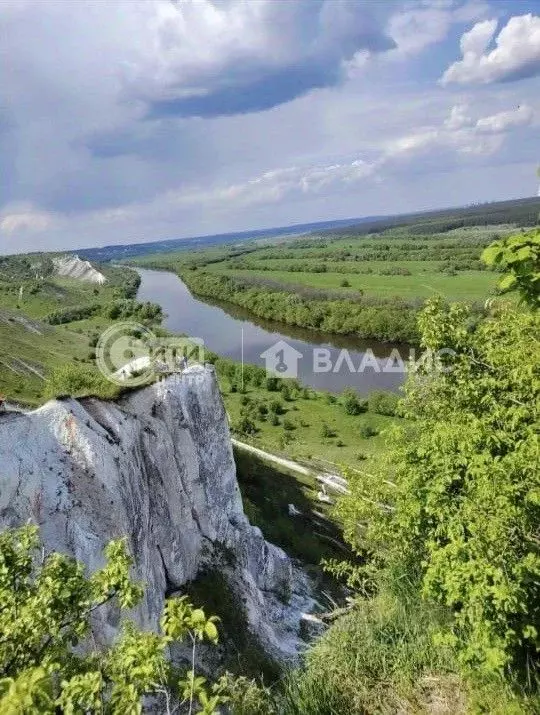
[260,340,303,378]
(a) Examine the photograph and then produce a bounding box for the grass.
[220,377,399,471]
[0,311,91,404]
[0,257,152,404]
[206,264,498,301]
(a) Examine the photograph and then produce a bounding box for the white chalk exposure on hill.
[53,255,106,284]
[0,366,313,660]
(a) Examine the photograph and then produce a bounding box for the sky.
[0,0,539,253]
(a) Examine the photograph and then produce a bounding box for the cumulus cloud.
[127,0,396,117]
[387,0,488,55]
[475,104,534,133]
[0,0,538,253]
[441,14,540,85]
[385,102,535,160]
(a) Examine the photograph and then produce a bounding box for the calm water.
[135,268,407,394]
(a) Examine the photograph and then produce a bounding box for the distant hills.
[77,196,539,263]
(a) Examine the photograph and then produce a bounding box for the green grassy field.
[205,264,498,301]
[216,371,399,471]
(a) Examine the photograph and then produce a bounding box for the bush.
[269,400,285,415]
[320,423,337,439]
[340,298,540,675]
[282,418,296,431]
[234,416,258,436]
[367,390,399,416]
[359,423,378,438]
[266,377,280,391]
[0,526,228,714]
[342,388,367,415]
[44,363,122,400]
[280,383,292,401]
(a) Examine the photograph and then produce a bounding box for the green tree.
[0,526,228,714]
[481,228,540,308]
[338,297,540,675]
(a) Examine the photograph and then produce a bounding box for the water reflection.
[135,267,407,394]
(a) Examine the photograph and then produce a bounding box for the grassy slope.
[0,313,90,405]
[220,378,395,470]
[0,258,140,404]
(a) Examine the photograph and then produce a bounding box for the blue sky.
[0,0,539,252]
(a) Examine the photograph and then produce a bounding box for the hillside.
[0,254,159,404]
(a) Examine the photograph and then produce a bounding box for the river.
[135,267,407,394]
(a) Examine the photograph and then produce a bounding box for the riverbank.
[134,266,407,394]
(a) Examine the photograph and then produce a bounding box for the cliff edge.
[0,365,313,661]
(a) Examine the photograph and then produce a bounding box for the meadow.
[129,221,524,344]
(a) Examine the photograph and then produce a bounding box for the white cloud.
[475,104,534,133]
[441,14,540,85]
[385,102,535,160]
[387,0,488,55]
[0,0,538,253]
[460,17,497,55]
[163,159,378,210]
[0,205,56,235]
[444,104,474,129]
[123,0,395,116]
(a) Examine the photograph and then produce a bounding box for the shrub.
[44,363,122,400]
[0,526,228,714]
[234,416,257,436]
[320,423,336,439]
[367,390,399,416]
[340,298,540,675]
[269,400,285,415]
[280,383,292,401]
[342,388,367,415]
[359,423,378,438]
[266,377,280,392]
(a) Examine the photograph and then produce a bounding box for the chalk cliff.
[53,255,107,284]
[0,366,312,661]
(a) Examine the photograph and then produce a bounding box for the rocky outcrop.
[53,255,106,284]
[0,366,313,660]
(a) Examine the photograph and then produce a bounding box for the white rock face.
[53,255,106,284]
[0,366,312,660]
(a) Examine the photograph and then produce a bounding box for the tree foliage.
[0,526,228,714]
[337,297,540,675]
[481,228,540,308]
